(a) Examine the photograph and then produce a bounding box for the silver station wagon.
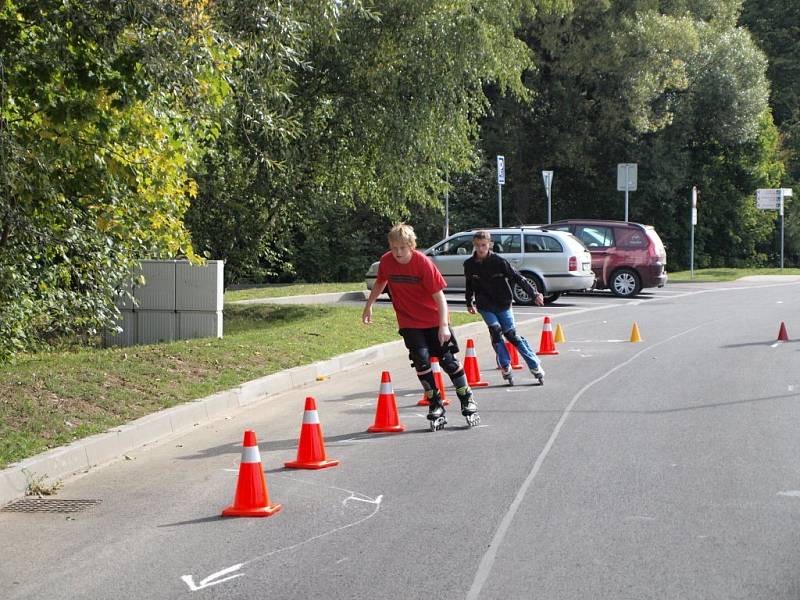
[366,227,595,305]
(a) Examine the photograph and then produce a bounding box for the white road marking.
[181,486,383,592]
[466,322,708,600]
[181,564,244,591]
[777,491,800,498]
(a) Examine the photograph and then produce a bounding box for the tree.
[0,0,233,360]
[187,0,569,283]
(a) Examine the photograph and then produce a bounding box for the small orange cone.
[777,321,790,342]
[537,316,559,355]
[222,430,282,518]
[418,358,450,406]
[285,397,339,470]
[464,338,489,387]
[630,323,642,343]
[554,323,566,344]
[369,372,405,433]
[505,342,523,369]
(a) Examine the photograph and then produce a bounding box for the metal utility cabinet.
[104,260,224,347]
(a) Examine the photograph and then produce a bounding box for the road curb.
[0,319,488,507]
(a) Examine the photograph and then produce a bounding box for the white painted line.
[465,321,707,600]
[182,564,244,591]
[777,491,800,498]
[181,485,384,592]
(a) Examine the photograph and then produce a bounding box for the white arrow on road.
[181,563,244,591]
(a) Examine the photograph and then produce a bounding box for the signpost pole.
[780,189,784,271]
[624,164,630,222]
[497,156,505,227]
[690,186,697,280]
[444,174,450,239]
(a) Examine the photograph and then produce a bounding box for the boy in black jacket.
[463,230,546,384]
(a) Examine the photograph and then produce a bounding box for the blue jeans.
[477,308,541,370]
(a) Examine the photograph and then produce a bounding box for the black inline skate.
[457,386,480,427]
[426,390,447,431]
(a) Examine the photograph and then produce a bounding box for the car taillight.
[569,256,577,271]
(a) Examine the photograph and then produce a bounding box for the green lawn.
[668,267,800,282]
[224,282,366,302]
[0,303,480,469]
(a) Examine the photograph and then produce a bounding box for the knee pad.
[438,351,461,375]
[488,323,504,345]
[503,327,523,346]
[408,347,431,373]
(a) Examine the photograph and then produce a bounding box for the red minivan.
[547,219,667,297]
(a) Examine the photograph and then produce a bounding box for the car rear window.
[614,226,647,248]
[645,227,666,255]
[524,234,563,253]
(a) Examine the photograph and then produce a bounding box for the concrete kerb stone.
[0,318,501,507]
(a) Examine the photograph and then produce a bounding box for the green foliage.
[188,0,543,284]
[0,0,233,360]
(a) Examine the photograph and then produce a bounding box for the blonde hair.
[388,222,417,249]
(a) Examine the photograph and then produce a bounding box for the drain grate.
[1,498,101,513]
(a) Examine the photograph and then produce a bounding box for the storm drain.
[1,498,101,513]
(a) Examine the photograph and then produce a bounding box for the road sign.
[617,163,637,191]
[691,186,698,225]
[542,170,553,198]
[756,188,782,210]
[497,156,505,185]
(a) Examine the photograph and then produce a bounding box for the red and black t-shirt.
[376,250,446,329]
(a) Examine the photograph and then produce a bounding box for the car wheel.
[610,268,641,298]
[513,274,560,305]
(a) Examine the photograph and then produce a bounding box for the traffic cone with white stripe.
[285,396,339,470]
[463,338,489,387]
[506,341,523,370]
[537,316,559,355]
[369,371,405,433]
[418,357,450,406]
[222,430,282,518]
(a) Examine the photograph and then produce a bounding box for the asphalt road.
[2,278,799,599]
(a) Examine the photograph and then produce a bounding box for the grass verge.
[224,282,365,302]
[668,267,800,282]
[0,303,479,469]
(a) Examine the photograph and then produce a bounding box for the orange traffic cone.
[463,338,489,387]
[222,430,282,518]
[418,357,450,406]
[369,372,406,433]
[537,316,559,355]
[777,321,790,342]
[285,397,339,470]
[506,341,523,370]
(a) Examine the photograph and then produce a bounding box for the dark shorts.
[398,326,460,358]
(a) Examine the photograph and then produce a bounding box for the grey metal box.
[178,311,223,340]
[137,310,177,344]
[176,261,224,311]
[102,310,137,347]
[134,261,176,311]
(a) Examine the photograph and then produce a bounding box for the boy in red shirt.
[362,223,479,430]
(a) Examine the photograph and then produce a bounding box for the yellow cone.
[554,323,566,344]
[629,322,642,342]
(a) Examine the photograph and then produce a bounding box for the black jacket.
[464,251,538,311]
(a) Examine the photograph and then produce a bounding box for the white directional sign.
[497,156,505,185]
[542,170,553,198]
[617,163,637,191]
[756,188,782,210]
